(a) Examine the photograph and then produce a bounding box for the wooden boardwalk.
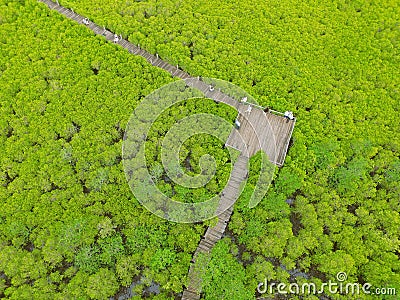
[37,0,294,166]
[182,155,249,300]
[37,1,296,299]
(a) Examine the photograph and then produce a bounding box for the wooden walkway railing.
[38,0,244,109]
[37,1,296,298]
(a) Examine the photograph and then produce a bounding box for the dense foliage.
[57,0,400,298]
[0,1,220,299]
[1,0,399,299]
[145,98,237,205]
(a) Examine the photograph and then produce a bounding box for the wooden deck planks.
[182,155,248,299]
[36,2,296,299]
[226,104,295,166]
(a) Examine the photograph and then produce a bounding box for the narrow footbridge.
[37,1,296,299]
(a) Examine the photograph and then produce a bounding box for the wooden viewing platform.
[37,1,296,299]
[37,0,295,167]
[227,104,295,166]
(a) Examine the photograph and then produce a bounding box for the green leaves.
[75,245,100,274]
[150,249,176,272]
[0,1,204,298]
[314,250,356,279]
[2,0,400,298]
[143,98,235,204]
[86,268,119,300]
[202,239,254,300]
